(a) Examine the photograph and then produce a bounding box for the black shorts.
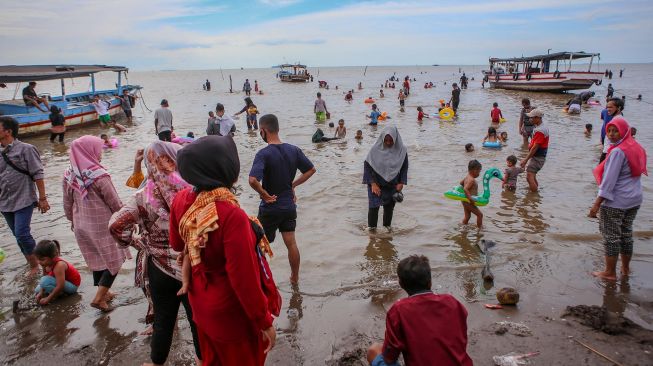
[258,209,297,243]
[158,130,172,142]
[399,100,405,107]
[124,109,132,118]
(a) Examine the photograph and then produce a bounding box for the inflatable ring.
[499,117,506,123]
[482,141,502,148]
[364,98,375,104]
[0,246,5,264]
[495,75,500,82]
[439,107,455,120]
[444,168,503,206]
[526,73,532,81]
[103,138,119,148]
[378,112,388,121]
[513,73,520,81]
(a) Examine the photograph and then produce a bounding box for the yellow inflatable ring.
[439,107,455,120]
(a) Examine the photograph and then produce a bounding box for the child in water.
[208,111,216,125]
[355,130,363,141]
[483,127,503,144]
[500,131,508,141]
[461,160,483,228]
[247,103,259,130]
[367,104,381,126]
[465,143,474,152]
[100,134,113,147]
[490,102,503,124]
[34,240,81,305]
[502,155,523,191]
[417,106,429,122]
[585,123,593,137]
[380,90,385,98]
[335,119,347,138]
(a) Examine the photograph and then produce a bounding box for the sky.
[1,0,652,70]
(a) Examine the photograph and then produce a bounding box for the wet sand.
[1,65,652,365]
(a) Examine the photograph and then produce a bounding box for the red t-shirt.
[529,124,549,157]
[491,107,502,122]
[382,292,473,366]
[48,258,81,287]
[417,111,424,121]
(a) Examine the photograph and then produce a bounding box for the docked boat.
[0,65,142,136]
[482,52,602,92]
[276,63,311,82]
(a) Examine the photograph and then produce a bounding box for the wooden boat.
[0,65,142,136]
[482,52,602,92]
[276,63,310,82]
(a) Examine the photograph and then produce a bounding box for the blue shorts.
[371,354,400,366]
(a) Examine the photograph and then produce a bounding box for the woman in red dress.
[169,135,279,366]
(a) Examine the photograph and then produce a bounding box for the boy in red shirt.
[416,106,428,122]
[519,108,548,192]
[367,255,473,366]
[490,102,503,124]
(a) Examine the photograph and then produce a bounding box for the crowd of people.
[0,69,648,366]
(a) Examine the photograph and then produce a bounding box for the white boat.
[482,52,603,92]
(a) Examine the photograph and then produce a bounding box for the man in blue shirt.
[249,114,316,284]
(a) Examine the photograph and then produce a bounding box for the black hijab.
[177,135,240,191]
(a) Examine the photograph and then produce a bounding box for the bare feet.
[90,301,113,313]
[592,271,617,281]
[140,325,154,336]
[104,291,116,302]
[621,268,630,277]
[289,276,299,286]
[26,266,39,277]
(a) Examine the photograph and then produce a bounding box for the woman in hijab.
[363,126,408,229]
[109,141,201,366]
[63,135,126,312]
[169,135,279,366]
[589,117,647,281]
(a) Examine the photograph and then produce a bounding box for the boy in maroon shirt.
[367,255,473,366]
[490,102,503,124]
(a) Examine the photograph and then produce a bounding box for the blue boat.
[0,65,142,136]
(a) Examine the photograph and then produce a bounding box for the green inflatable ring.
[444,167,503,206]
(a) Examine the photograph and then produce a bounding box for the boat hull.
[487,72,602,92]
[17,104,125,136]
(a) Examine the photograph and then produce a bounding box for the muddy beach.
[1,65,652,365]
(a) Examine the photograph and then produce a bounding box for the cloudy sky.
[1,0,651,70]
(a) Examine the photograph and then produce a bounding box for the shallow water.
[1,65,652,364]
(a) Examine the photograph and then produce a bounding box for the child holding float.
[460,160,483,228]
[34,240,81,305]
[367,104,381,125]
[490,102,503,124]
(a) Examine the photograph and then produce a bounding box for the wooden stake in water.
[364,66,368,76]
[229,75,233,93]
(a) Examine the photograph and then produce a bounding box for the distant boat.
[432,64,440,66]
[482,51,603,92]
[0,65,142,136]
[276,63,310,83]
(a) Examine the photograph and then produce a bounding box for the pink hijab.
[64,136,109,198]
[143,141,190,217]
[593,116,647,185]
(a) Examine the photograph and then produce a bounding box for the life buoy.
[483,75,489,83]
[553,71,561,79]
[526,73,532,81]
[378,112,388,121]
[443,168,503,206]
[482,141,502,149]
[495,75,500,82]
[102,138,119,148]
[439,107,455,120]
[364,98,375,104]
[513,73,520,81]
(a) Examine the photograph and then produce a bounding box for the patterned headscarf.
[64,136,109,198]
[143,141,190,220]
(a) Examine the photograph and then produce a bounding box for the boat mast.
[60,79,66,102]
[90,73,96,95]
[117,71,122,95]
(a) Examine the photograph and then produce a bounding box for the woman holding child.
[63,136,127,312]
[363,126,408,229]
[589,117,647,281]
[169,135,279,366]
[109,141,201,366]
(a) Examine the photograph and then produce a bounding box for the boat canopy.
[0,65,128,83]
[279,64,307,69]
[489,52,600,63]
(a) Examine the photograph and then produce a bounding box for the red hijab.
[593,117,647,185]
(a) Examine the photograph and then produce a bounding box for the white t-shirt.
[92,100,109,115]
[154,107,173,133]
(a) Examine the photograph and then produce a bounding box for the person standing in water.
[363,126,408,230]
[243,79,252,96]
[314,92,329,121]
[249,114,316,285]
[0,117,50,275]
[450,83,461,113]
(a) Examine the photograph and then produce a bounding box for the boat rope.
[12,83,20,100]
[138,89,152,112]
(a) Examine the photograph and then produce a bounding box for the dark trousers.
[49,132,64,142]
[158,130,172,142]
[368,202,396,228]
[1,204,36,255]
[148,258,201,364]
[92,269,117,287]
